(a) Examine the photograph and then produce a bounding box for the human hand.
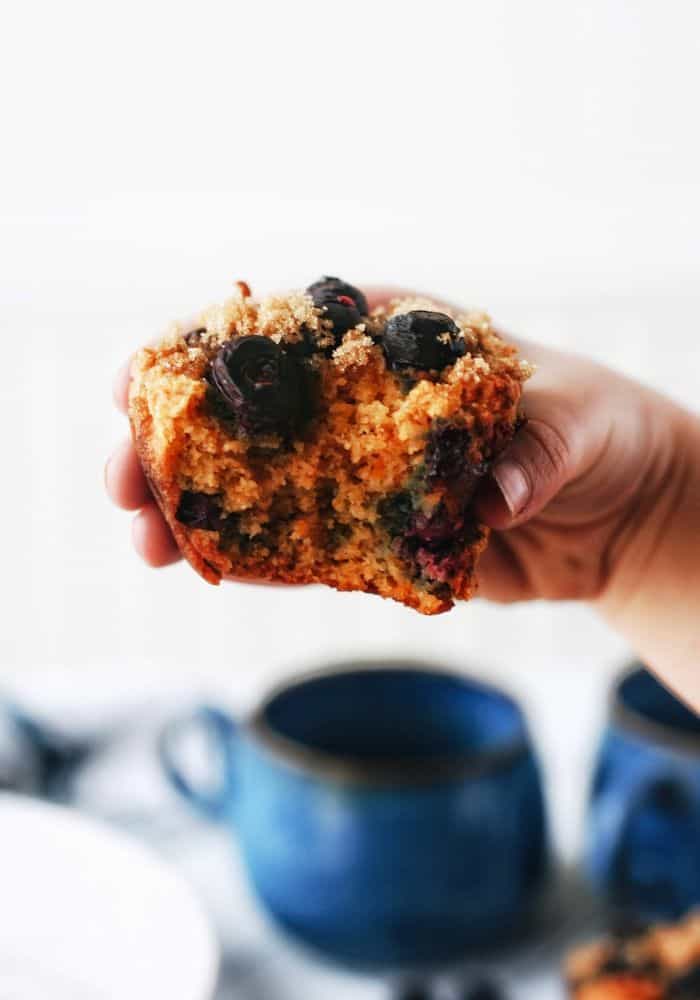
[474,335,683,605]
[107,355,181,569]
[105,289,684,597]
[469,322,699,711]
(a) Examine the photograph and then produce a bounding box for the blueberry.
[411,505,460,546]
[424,423,488,502]
[425,425,473,484]
[386,492,481,584]
[307,276,368,315]
[378,491,415,538]
[382,311,466,371]
[409,502,479,583]
[306,276,368,341]
[176,491,227,531]
[208,335,313,436]
[285,324,319,359]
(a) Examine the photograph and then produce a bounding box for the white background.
[1,0,699,860]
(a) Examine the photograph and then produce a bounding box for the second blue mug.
[160,664,548,966]
[587,665,700,919]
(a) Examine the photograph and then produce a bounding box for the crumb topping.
[129,280,529,613]
[332,329,375,371]
[567,911,700,1000]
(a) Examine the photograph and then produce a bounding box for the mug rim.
[247,661,532,787]
[613,664,700,757]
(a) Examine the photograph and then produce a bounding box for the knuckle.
[522,417,571,482]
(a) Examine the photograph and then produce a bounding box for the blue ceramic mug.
[587,666,700,919]
[159,665,548,966]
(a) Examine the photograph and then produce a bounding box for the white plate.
[0,794,218,1000]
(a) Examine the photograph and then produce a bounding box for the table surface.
[138,809,601,1000]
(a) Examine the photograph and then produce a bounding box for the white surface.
[3,2,700,299]
[0,795,218,1000]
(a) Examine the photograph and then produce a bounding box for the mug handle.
[159,705,238,821]
[588,765,696,890]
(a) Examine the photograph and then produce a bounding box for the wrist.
[595,400,700,703]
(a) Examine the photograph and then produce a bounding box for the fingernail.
[492,461,530,516]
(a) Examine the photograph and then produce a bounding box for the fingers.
[105,440,152,510]
[113,357,133,415]
[109,350,179,567]
[476,531,534,604]
[476,350,609,530]
[107,439,182,568]
[477,415,580,529]
[131,503,181,567]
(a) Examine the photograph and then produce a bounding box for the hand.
[472,327,700,711]
[105,289,682,591]
[474,335,682,605]
[106,288,700,706]
[106,357,181,568]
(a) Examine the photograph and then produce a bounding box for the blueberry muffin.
[566,912,700,999]
[128,278,531,613]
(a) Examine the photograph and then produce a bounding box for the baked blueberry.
[383,311,466,371]
[285,324,319,359]
[412,504,462,546]
[425,425,473,484]
[307,276,368,341]
[208,335,311,436]
[424,424,488,503]
[307,276,368,315]
[176,491,226,531]
[378,491,415,539]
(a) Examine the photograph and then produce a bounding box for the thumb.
[476,404,587,530]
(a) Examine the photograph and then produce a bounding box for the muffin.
[566,912,700,999]
[129,277,531,614]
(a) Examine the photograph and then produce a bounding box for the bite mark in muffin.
[128,277,531,613]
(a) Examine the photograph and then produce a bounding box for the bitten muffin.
[128,277,531,614]
[566,912,700,999]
